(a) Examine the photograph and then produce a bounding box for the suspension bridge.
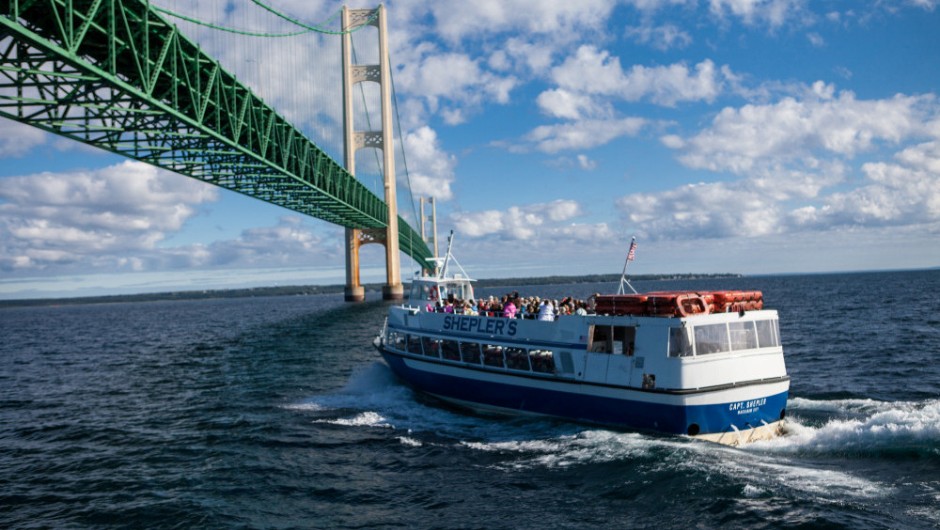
[0,0,433,300]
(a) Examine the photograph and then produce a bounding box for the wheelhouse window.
[694,324,730,355]
[439,280,474,304]
[668,327,693,357]
[728,321,758,351]
[755,319,780,348]
[674,318,781,357]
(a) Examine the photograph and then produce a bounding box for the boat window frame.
[504,347,531,371]
[529,349,555,374]
[668,326,694,357]
[459,340,482,364]
[755,319,780,348]
[728,321,758,351]
[482,344,505,368]
[421,336,442,358]
[387,330,407,352]
[441,339,461,361]
[693,323,731,355]
[406,334,423,355]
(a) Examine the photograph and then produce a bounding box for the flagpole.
[618,237,638,295]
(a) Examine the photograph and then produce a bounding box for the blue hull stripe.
[380,349,788,436]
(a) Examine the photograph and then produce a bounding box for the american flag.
[627,238,637,262]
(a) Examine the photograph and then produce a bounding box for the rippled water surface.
[2,270,939,529]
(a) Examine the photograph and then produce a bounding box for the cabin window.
[589,325,636,355]
[437,281,473,305]
[615,326,636,356]
[505,347,530,371]
[728,321,758,351]
[422,337,442,358]
[441,339,461,361]
[668,327,693,357]
[529,349,555,374]
[388,330,406,351]
[755,319,779,348]
[406,334,423,355]
[694,324,730,355]
[460,341,482,364]
[483,344,505,368]
[409,282,440,304]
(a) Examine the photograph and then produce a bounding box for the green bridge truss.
[0,0,433,264]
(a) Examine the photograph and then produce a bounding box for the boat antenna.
[617,236,639,295]
[439,230,455,279]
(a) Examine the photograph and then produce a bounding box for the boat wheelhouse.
[374,242,789,445]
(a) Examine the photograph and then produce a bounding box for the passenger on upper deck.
[502,298,517,319]
[538,300,555,321]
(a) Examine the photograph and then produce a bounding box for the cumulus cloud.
[618,180,784,240]
[394,49,518,124]
[450,199,602,242]
[619,82,940,242]
[536,89,613,120]
[0,161,218,270]
[203,216,339,268]
[401,126,457,201]
[0,119,48,157]
[523,117,647,153]
[708,0,808,28]
[0,160,347,275]
[0,161,218,272]
[422,0,621,43]
[669,83,935,173]
[789,141,940,230]
[577,154,597,170]
[550,46,727,106]
[625,22,693,50]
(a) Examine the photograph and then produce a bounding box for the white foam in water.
[398,436,423,447]
[281,402,326,412]
[751,397,940,454]
[462,429,689,469]
[289,362,540,438]
[314,411,392,428]
[707,450,890,499]
[288,362,412,416]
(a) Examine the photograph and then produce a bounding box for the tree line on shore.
[0,272,741,307]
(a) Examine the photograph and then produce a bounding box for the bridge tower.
[341,5,403,301]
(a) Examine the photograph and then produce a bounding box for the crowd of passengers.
[426,291,598,321]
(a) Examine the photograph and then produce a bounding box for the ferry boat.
[373,237,789,445]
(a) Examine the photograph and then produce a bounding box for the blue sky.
[2,0,940,299]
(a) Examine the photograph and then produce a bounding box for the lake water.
[1,270,939,528]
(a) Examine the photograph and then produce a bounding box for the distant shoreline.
[0,272,742,308]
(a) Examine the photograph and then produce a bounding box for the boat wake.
[288,367,940,512]
[749,397,940,459]
[287,362,574,442]
[292,366,939,463]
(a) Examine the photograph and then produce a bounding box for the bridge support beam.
[342,4,402,301]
